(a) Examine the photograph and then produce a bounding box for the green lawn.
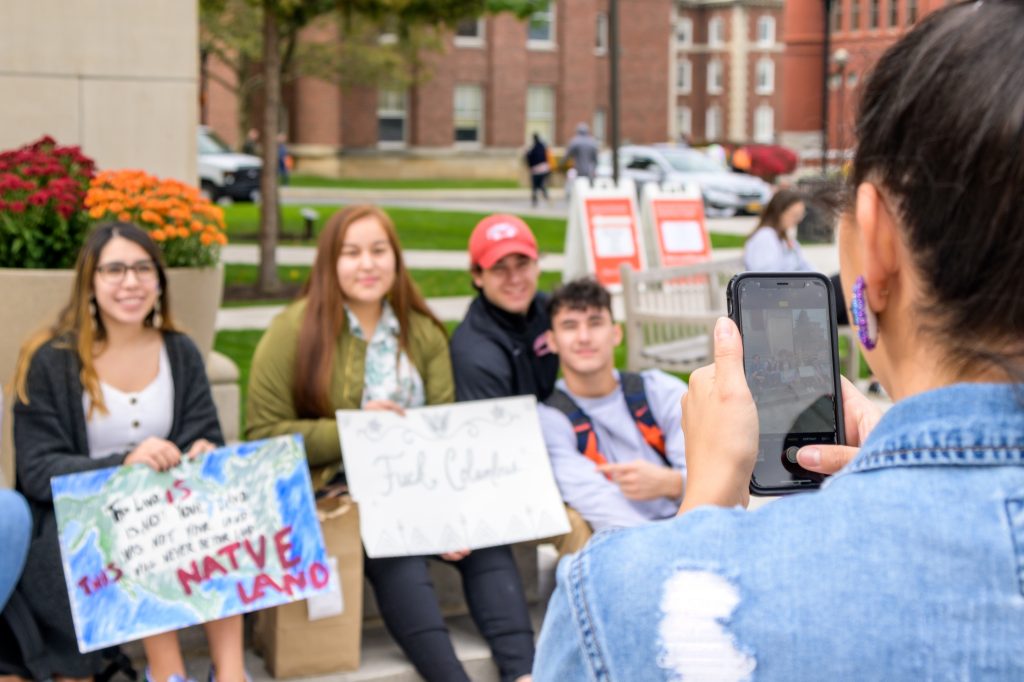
[290,175,519,190]
[221,203,743,252]
[223,263,563,302]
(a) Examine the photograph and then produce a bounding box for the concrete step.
[120,608,547,682]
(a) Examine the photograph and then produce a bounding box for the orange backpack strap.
[620,372,670,465]
[545,388,611,478]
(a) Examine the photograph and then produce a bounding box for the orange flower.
[177,227,190,239]
[151,229,166,242]
[216,232,228,245]
[88,205,106,219]
[200,233,214,246]
[140,210,162,225]
[118,211,131,222]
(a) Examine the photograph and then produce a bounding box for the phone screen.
[736,275,840,491]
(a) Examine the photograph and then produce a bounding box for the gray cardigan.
[2,331,223,677]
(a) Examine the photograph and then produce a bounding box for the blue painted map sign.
[51,434,329,653]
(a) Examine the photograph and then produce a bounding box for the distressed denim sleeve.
[534,558,593,680]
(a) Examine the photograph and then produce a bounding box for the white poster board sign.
[336,397,570,558]
[639,181,711,268]
[563,176,645,291]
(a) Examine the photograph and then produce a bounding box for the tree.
[201,0,545,294]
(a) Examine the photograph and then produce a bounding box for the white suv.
[197,126,261,203]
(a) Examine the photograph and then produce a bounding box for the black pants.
[530,173,549,205]
[364,545,534,682]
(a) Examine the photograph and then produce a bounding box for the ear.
[470,267,484,289]
[854,182,899,313]
[612,321,623,347]
[544,329,558,354]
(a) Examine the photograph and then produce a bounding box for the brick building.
[780,0,949,161]
[671,0,785,145]
[205,1,674,179]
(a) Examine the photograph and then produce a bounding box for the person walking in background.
[524,133,551,207]
[246,205,536,682]
[3,223,244,682]
[564,123,599,183]
[743,189,814,272]
[276,132,290,186]
[241,128,260,156]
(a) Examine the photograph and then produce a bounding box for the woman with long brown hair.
[743,188,814,272]
[2,223,245,682]
[247,205,535,682]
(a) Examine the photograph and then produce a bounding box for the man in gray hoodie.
[564,122,599,180]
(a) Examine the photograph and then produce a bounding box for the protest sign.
[51,434,329,652]
[337,396,570,558]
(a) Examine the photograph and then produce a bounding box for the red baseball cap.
[468,214,539,269]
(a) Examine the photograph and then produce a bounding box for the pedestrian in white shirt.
[743,189,815,272]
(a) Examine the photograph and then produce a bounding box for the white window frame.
[755,58,775,95]
[677,106,693,137]
[376,88,407,149]
[454,17,485,48]
[453,84,484,148]
[706,105,722,141]
[593,109,606,143]
[527,1,556,49]
[677,58,692,94]
[676,17,693,46]
[754,105,774,143]
[756,16,776,46]
[707,58,724,95]
[708,17,724,47]
[525,85,556,146]
[594,12,608,55]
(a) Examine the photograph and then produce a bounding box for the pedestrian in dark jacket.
[450,214,559,402]
[524,133,551,206]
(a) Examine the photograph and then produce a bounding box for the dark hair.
[749,189,805,239]
[14,222,174,414]
[293,204,444,418]
[850,0,1024,371]
[547,277,613,323]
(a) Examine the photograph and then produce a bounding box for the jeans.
[0,490,31,609]
[530,173,549,205]
[365,545,534,682]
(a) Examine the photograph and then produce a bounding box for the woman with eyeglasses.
[4,223,245,682]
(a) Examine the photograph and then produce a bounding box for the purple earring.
[850,276,878,351]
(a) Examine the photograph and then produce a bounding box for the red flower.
[8,200,26,213]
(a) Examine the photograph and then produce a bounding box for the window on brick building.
[888,0,898,27]
[754,105,774,143]
[851,0,861,30]
[528,1,555,47]
[831,1,842,32]
[595,13,608,54]
[708,17,724,46]
[377,88,407,147]
[907,0,918,24]
[593,109,606,142]
[525,85,555,145]
[706,105,722,141]
[708,58,724,94]
[454,85,484,145]
[869,0,879,28]
[676,17,693,46]
[677,58,692,94]
[677,106,692,138]
[755,58,774,95]
[756,16,775,45]
[454,17,485,47]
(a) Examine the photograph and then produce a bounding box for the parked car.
[597,144,773,215]
[197,126,261,203]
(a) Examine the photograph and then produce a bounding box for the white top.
[85,344,174,459]
[743,226,815,272]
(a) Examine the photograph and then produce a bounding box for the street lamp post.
[610,0,620,186]
[821,0,833,176]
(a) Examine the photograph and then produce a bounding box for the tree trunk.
[258,0,281,295]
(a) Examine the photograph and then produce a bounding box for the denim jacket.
[534,383,1024,680]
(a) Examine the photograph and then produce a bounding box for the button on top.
[132,419,140,429]
[129,397,137,405]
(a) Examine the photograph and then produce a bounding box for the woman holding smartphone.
[5,223,245,682]
[535,3,1024,678]
[246,205,534,682]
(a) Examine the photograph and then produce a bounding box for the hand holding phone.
[726,273,846,495]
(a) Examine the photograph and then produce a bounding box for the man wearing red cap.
[451,214,559,402]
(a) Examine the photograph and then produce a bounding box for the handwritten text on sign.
[337,396,570,558]
[52,435,329,652]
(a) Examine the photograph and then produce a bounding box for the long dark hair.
[849,0,1024,372]
[293,205,444,418]
[748,189,804,240]
[14,222,175,415]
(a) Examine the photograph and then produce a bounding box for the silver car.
[598,144,773,215]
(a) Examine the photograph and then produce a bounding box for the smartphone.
[726,272,846,495]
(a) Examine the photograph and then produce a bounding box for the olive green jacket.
[246,299,454,488]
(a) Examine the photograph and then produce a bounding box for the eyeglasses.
[96,260,159,284]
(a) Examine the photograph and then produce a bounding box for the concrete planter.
[0,263,224,485]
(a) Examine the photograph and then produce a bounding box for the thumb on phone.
[712,317,746,398]
[797,445,859,475]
